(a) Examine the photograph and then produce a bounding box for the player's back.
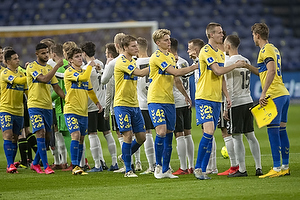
[225,54,253,107]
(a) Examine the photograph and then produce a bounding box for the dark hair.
[105,43,119,58]
[81,41,96,57]
[170,37,178,53]
[121,35,137,50]
[188,38,205,49]
[4,49,17,62]
[51,43,64,57]
[251,23,269,40]
[226,35,240,49]
[36,43,49,51]
[67,47,82,60]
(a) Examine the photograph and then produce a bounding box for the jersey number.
[240,71,250,89]
[276,54,282,76]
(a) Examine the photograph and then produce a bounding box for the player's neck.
[138,52,148,58]
[123,52,132,61]
[37,59,47,66]
[72,64,81,70]
[259,40,268,49]
[229,49,238,57]
[7,65,17,72]
[209,40,219,51]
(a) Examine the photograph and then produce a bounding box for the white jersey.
[193,57,200,89]
[225,54,253,107]
[136,57,150,110]
[82,59,105,112]
[101,54,122,85]
[174,56,190,108]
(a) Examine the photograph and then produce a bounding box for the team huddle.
[1,22,291,179]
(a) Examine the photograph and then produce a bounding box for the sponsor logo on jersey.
[8,75,14,81]
[207,57,214,63]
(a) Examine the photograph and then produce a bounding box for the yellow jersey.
[0,68,27,116]
[64,66,93,116]
[26,61,58,110]
[147,50,176,104]
[257,43,289,98]
[114,55,139,107]
[195,44,225,102]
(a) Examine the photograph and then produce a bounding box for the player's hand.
[55,58,64,68]
[95,63,101,70]
[259,93,268,107]
[223,110,229,121]
[235,60,246,68]
[88,60,96,67]
[96,102,103,113]
[24,62,30,69]
[226,98,232,109]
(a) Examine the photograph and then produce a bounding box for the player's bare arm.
[132,66,149,77]
[52,84,65,99]
[210,61,241,76]
[260,60,276,106]
[36,58,64,83]
[165,63,197,77]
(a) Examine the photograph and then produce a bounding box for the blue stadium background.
[1,0,300,101]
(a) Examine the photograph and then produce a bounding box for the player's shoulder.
[94,59,104,68]
[177,56,189,68]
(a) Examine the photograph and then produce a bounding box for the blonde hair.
[114,33,126,46]
[206,22,221,39]
[152,29,171,44]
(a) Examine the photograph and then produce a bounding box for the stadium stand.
[0,0,299,71]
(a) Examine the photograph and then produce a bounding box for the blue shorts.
[270,95,290,125]
[64,113,88,136]
[28,108,53,133]
[148,103,176,131]
[0,112,24,135]
[114,106,145,133]
[195,99,221,130]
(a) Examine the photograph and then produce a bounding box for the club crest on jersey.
[73,72,79,77]
[207,57,214,63]
[161,61,168,68]
[8,75,14,81]
[128,65,134,71]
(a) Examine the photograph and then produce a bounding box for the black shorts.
[97,109,110,132]
[227,103,254,134]
[174,106,192,133]
[217,102,229,129]
[88,110,110,133]
[111,114,119,131]
[23,96,30,128]
[53,108,57,126]
[142,110,154,130]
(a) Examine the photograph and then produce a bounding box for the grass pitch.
[1,105,300,200]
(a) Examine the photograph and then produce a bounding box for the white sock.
[282,164,289,170]
[207,136,217,171]
[144,133,155,169]
[224,135,238,167]
[233,134,246,172]
[118,137,124,149]
[55,132,67,164]
[185,134,194,169]
[104,132,117,165]
[88,134,102,168]
[133,136,141,163]
[176,136,187,170]
[79,142,86,167]
[245,131,262,169]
